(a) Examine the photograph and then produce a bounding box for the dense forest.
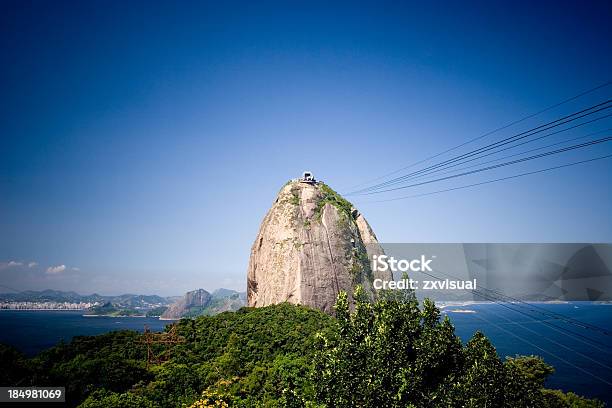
[0,286,604,407]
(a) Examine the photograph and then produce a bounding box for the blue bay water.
[444,302,612,404]
[0,310,174,356]
[0,303,611,404]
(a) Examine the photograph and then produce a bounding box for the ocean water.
[444,302,612,404]
[0,310,174,356]
[0,304,611,404]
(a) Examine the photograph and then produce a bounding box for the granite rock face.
[161,289,211,319]
[247,180,391,313]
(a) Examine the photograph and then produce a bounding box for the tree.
[2,297,603,407]
[79,390,157,408]
[0,344,32,386]
[314,286,467,407]
[312,285,603,408]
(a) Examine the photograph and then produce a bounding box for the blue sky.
[1,1,611,296]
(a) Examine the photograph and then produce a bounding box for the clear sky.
[1,1,611,296]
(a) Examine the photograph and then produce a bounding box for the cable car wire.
[358,136,612,195]
[343,80,611,193]
[358,154,612,203]
[366,116,611,186]
[347,99,611,195]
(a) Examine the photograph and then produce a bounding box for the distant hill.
[0,289,105,303]
[161,288,247,319]
[0,290,172,309]
[211,288,241,298]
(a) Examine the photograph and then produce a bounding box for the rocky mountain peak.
[160,288,211,319]
[247,178,391,313]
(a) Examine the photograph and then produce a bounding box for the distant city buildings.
[0,301,99,310]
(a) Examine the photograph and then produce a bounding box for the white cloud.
[71,267,80,271]
[28,262,38,268]
[46,265,66,275]
[0,261,23,270]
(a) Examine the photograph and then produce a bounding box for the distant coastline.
[436,300,571,308]
[0,288,246,319]
[82,314,151,318]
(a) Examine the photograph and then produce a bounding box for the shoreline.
[0,310,173,319]
[82,314,152,318]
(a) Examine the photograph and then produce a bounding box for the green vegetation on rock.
[289,191,300,206]
[87,302,146,317]
[146,306,168,317]
[314,183,354,221]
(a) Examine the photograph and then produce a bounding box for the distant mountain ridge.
[0,289,172,307]
[0,288,247,318]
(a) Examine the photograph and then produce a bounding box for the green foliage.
[79,389,158,408]
[2,297,604,407]
[182,296,244,318]
[541,389,605,408]
[161,303,334,407]
[312,286,604,408]
[28,330,151,406]
[314,288,466,407]
[458,331,505,407]
[289,192,300,206]
[146,306,168,317]
[0,344,33,385]
[87,302,119,315]
[314,183,354,221]
[506,355,555,387]
[87,302,146,316]
[348,248,372,284]
[503,355,549,407]
[137,362,204,407]
[108,303,333,407]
